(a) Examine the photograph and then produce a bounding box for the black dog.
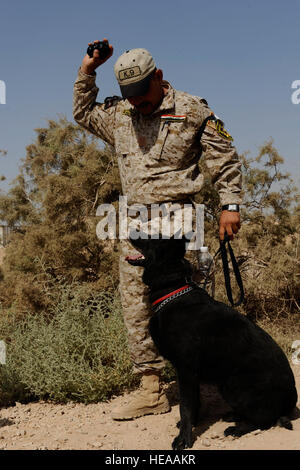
[127,234,298,450]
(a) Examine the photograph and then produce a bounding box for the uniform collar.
[124,81,175,118]
[152,81,175,116]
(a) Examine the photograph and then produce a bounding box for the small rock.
[252,429,262,435]
[90,441,103,448]
[201,438,211,447]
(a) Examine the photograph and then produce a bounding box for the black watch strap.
[222,204,240,212]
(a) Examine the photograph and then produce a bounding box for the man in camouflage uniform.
[73,40,242,420]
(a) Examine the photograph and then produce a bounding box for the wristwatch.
[221,204,240,212]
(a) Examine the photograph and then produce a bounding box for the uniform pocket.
[118,151,131,174]
[153,122,170,160]
[156,122,192,164]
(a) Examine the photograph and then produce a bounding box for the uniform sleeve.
[198,102,243,206]
[72,67,116,146]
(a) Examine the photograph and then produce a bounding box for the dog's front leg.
[172,370,199,450]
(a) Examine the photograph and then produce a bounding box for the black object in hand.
[87,41,110,59]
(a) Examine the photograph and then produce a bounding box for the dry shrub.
[0,284,137,406]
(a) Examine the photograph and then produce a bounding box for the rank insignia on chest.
[160,114,187,123]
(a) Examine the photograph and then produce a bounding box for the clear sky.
[0,0,299,193]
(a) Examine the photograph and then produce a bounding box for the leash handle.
[219,233,244,306]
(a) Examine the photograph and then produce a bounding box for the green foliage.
[0,286,136,406]
[0,117,121,313]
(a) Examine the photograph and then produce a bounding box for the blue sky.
[0,0,299,193]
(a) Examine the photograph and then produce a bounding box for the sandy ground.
[0,365,299,451]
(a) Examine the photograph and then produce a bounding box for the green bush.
[0,284,137,406]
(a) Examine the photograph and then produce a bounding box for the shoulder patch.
[200,98,208,106]
[104,95,123,110]
[215,119,233,141]
[206,113,233,141]
[123,108,137,117]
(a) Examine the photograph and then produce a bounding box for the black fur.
[128,235,298,450]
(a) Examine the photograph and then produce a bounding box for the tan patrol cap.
[114,48,156,98]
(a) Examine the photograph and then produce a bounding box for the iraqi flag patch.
[161,114,186,122]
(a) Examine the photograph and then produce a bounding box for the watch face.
[222,204,239,211]
[223,204,239,211]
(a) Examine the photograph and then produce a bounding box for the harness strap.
[151,284,190,306]
[151,285,193,313]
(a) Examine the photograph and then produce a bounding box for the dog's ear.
[129,228,148,241]
[183,230,194,243]
[170,229,190,249]
[128,229,149,251]
[128,229,145,241]
[170,228,182,240]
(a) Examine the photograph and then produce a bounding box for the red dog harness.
[151,284,193,313]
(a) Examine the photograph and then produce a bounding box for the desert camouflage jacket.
[73,68,242,206]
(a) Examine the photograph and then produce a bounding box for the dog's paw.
[172,433,193,450]
[224,425,242,437]
[224,422,258,437]
[222,412,238,423]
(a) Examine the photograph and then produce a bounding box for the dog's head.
[126,231,190,284]
[125,230,193,288]
[126,229,188,267]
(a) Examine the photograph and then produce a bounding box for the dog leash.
[202,233,244,307]
[151,236,244,314]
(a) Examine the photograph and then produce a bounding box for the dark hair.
[149,68,157,79]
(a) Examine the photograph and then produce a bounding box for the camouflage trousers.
[118,201,203,375]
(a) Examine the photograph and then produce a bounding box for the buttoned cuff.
[77,67,97,79]
[219,194,243,206]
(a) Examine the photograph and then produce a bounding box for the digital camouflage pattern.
[73,68,241,373]
[73,69,242,206]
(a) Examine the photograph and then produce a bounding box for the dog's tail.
[277,416,293,430]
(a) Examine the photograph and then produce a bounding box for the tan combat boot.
[111,372,171,420]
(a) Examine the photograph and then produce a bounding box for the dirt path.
[0,365,299,451]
